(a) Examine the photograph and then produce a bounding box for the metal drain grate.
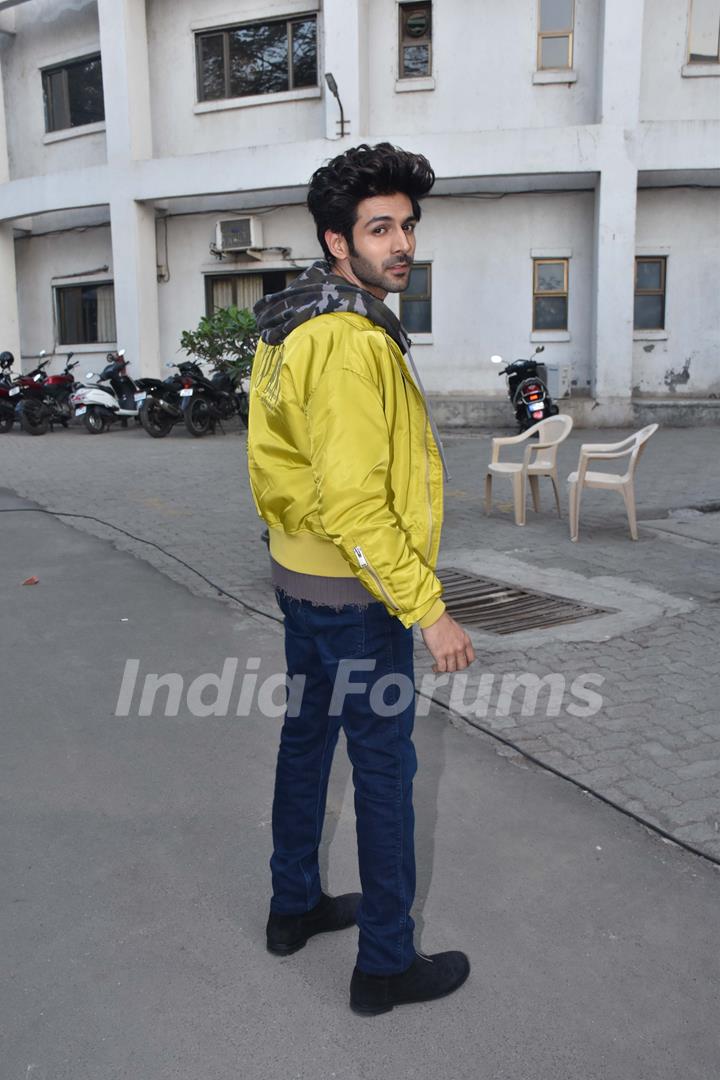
[438,567,609,635]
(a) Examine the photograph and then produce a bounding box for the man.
[247,143,475,1015]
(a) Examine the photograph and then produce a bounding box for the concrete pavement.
[1,421,719,860]
[2,495,720,1080]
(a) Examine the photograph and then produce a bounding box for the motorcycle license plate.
[75,406,87,417]
[530,405,544,414]
[9,387,19,396]
[134,392,146,403]
[179,388,193,397]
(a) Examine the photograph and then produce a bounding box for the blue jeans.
[270,589,417,975]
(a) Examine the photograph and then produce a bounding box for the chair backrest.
[626,422,659,479]
[534,414,574,447]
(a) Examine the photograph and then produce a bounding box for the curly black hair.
[306,142,435,262]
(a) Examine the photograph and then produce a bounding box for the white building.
[0,0,718,426]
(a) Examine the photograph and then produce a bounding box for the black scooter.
[491,346,559,431]
[179,363,247,438]
[135,361,202,439]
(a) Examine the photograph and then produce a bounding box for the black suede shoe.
[349,950,470,1015]
[266,892,361,956]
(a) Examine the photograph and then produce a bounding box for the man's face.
[326,192,417,299]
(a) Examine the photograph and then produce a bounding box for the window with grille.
[399,263,432,333]
[688,0,720,62]
[42,54,105,132]
[532,259,568,331]
[399,3,432,79]
[55,283,116,344]
[537,0,574,70]
[634,258,667,331]
[196,16,317,102]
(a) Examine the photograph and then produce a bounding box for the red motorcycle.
[13,351,78,436]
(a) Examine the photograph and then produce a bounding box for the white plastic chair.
[485,414,574,526]
[567,423,659,542]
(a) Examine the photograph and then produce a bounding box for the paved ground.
[2,497,720,1080]
[1,420,719,862]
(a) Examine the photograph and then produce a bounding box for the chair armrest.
[490,428,533,464]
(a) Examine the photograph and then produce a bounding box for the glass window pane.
[540,0,574,32]
[199,34,226,100]
[539,35,571,68]
[58,287,81,344]
[67,56,105,126]
[407,265,429,295]
[634,295,664,330]
[402,44,430,77]
[689,0,720,61]
[403,6,431,38]
[536,262,565,292]
[534,296,568,330]
[291,19,317,88]
[402,299,432,333]
[230,22,288,98]
[636,261,662,291]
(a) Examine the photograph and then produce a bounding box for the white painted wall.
[153,193,594,396]
[14,223,114,371]
[146,0,325,158]
[633,187,720,396]
[366,0,601,136]
[641,0,720,123]
[2,0,105,181]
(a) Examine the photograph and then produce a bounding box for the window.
[533,259,568,331]
[42,54,104,133]
[206,272,298,314]
[634,258,666,331]
[399,263,432,333]
[399,3,432,79]
[688,0,720,62]
[56,283,116,345]
[196,16,317,102]
[537,0,574,70]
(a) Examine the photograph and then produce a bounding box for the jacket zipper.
[353,545,400,611]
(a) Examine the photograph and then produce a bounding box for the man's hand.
[421,611,476,673]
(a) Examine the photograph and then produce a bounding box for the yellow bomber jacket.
[247,311,446,629]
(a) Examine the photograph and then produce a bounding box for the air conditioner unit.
[215,217,263,253]
[544,363,572,399]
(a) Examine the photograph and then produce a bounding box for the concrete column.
[323,0,368,140]
[0,42,21,362]
[109,198,160,378]
[98,0,158,376]
[590,0,645,405]
[97,0,152,163]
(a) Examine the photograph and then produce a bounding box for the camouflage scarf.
[253,260,409,350]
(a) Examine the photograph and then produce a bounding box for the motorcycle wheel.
[19,405,49,436]
[140,399,174,438]
[84,409,108,434]
[0,414,13,434]
[184,396,211,438]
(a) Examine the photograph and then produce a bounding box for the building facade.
[0,0,718,425]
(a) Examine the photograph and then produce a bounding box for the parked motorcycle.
[70,350,139,434]
[13,351,78,435]
[135,361,202,439]
[491,346,559,431]
[179,362,249,437]
[0,350,17,433]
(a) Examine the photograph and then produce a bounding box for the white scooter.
[70,349,139,434]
